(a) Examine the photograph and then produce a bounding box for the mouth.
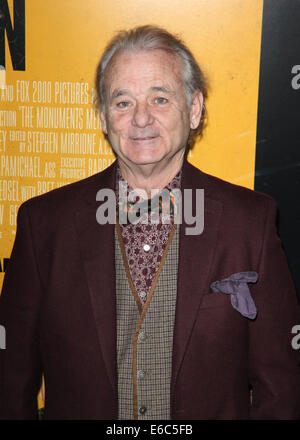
[130,135,159,142]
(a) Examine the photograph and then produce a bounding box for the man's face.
[100,49,202,167]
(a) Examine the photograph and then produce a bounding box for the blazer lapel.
[171,160,223,404]
[74,161,118,399]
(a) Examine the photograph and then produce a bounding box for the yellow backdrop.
[0,0,263,408]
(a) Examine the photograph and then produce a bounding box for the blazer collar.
[74,160,118,398]
[171,159,223,406]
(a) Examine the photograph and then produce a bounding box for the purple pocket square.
[210,271,258,319]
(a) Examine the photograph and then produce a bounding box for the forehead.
[104,49,184,94]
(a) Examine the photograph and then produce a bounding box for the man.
[0,25,299,420]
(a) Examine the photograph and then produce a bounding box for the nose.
[132,101,154,127]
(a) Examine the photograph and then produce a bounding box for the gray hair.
[95,25,208,145]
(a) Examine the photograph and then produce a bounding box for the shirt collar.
[115,160,182,225]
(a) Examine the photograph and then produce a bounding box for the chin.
[121,147,167,166]
[126,152,167,166]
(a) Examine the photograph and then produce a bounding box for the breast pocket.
[199,291,230,309]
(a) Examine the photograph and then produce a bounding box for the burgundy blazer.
[0,159,299,419]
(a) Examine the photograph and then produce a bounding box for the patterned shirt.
[115,163,182,306]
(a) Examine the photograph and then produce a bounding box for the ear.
[100,110,108,134]
[189,90,203,130]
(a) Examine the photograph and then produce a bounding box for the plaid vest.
[115,222,179,420]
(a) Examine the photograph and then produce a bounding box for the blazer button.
[138,331,147,342]
[139,406,147,415]
[137,369,146,379]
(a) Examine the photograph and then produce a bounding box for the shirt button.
[139,406,147,415]
[138,331,147,342]
[139,291,147,299]
[137,369,146,379]
[143,244,150,252]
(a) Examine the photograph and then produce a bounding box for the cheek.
[108,113,131,136]
[156,110,187,134]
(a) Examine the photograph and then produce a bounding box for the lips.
[132,136,157,140]
[130,134,159,141]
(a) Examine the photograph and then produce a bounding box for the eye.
[116,101,131,109]
[154,97,168,105]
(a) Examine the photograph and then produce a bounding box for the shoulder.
[183,161,278,239]
[208,171,274,209]
[19,161,117,216]
[186,161,276,212]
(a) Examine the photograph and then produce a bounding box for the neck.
[117,151,185,197]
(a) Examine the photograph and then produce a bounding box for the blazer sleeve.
[248,197,300,419]
[0,202,43,419]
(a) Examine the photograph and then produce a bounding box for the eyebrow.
[111,90,129,100]
[110,86,173,100]
[150,86,172,94]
